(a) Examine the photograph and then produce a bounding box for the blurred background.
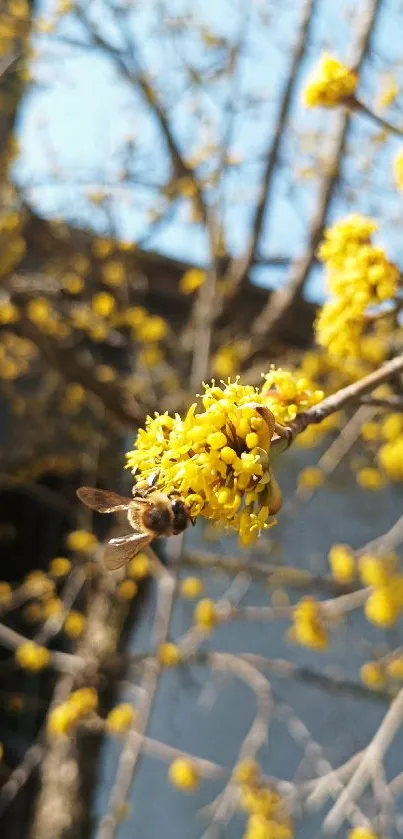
[1,0,403,837]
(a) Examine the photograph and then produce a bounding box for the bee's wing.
[77,487,132,514]
[102,532,152,571]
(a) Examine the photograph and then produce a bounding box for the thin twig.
[242,0,382,354]
[324,687,403,832]
[95,567,176,839]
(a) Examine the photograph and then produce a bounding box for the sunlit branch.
[226,0,318,294]
[243,0,383,357]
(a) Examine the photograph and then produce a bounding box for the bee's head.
[170,498,190,534]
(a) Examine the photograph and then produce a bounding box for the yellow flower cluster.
[0,332,38,381]
[168,758,199,791]
[361,654,403,690]
[66,529,98,554]
[328,544,355,583]
[316,215,399,359]
[179,268,206,294]
[378,437,403,481]
[297,466,324,491]
[127,375,323,545]
[348,828,378,839]
[48,557,71,578]
[64,611,87,639]
[128,553,151,579]
[117,579,138,600]
[359,553,403,627]
[212,341,250,378]
[106,703,136,734]
[16,642,51,672]
[356,467,385,491]
[261,370,324,425]
[302,53,358,108]
[23,570,55,597]
[158,642,183,667]
[238,763,293,839]
[289,598,328,650]
[180,576,205,598]
[47,687,98,737]
[193,598,218,632]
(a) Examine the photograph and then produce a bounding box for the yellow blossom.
[136,315,167,343]
[117,580,138,600]
[262,369,324,425]
[328,544,355,583]
[64,611,86,638]
[180,576,205,599]
[365,585,401,628]
[297,466,324,491]
[69,687,98,715]
[66,530,98,553]
[386,657,403,680]
[378,439,403,481]
[348,828,379,839]
[290,598,328,650]
[106,703,136,734]
[194,598,218,632]
[138,345,163,368]
[93,238,113,258]
[91,292,116,318]
[302,53,358,108]
[47,703,76,737]
[315,215,398,360]
[381,413,403,441]
[234,758,260,785]
[26,297,52,326]
[212,346,242,378]
[128,553,151,579]
[125,306,147,328]
[243,813,293,839]
[127,375,317,543]
[360,661,386,689]
[16,642,51,671]
[48,557,71,578]
[23,570,55,597]
[65,383,86,405]
[102,261,126,287]
[0,300,19,324]
[63,274,84,294]
[95,364,116,383]
[168,758,199,791]
[42,597,64,620]
[356,467,385,491]
[158,642,182,667]
[179,268,206,294]
[358,553,397,587]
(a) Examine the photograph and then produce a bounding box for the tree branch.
[289,352,403,438]
[18,317,150,429]
[226,0,318,293]
[244,0,383,356]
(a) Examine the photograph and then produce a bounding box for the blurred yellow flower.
[179,268,206,294]
[302,53,358,108]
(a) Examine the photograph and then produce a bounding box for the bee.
[76,486,190,571]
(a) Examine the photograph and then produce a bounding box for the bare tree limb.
[226,0,318,294]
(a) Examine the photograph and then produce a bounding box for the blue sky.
[14,0,403,301]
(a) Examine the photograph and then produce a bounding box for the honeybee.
[76,486,190,571]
